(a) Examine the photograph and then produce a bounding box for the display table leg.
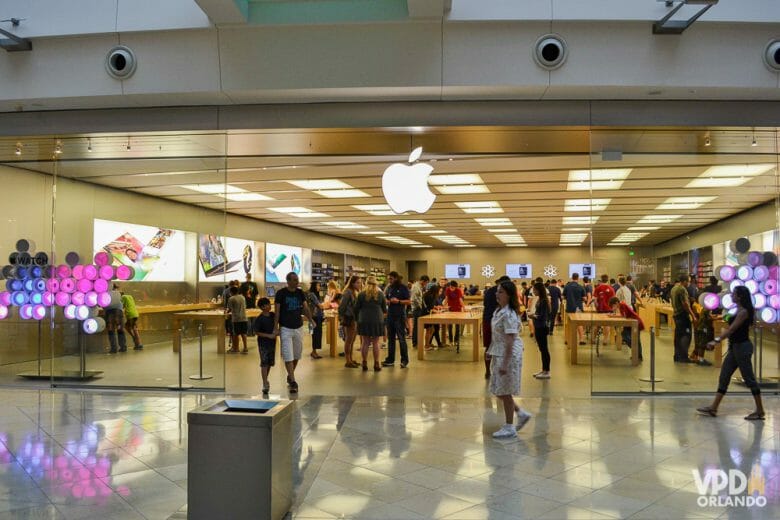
[472,320,479,362]
[631,324,639,366]
[569,324,578,365]
[217,323,225,354]
[418,321,426,361]
[172,318,182,353]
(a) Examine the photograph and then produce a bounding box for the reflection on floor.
[0,389,777,519]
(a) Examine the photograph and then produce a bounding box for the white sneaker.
[516,410,532,431]
[532,370,545,377]
[535,372,551,380]
[492,424,517,439]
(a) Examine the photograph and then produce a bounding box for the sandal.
[344,361,359,368]
[310,352,322,359]
[744,412,766,421]
[696,406,717,417]
[373,363,382,372]
[362,362,368,371]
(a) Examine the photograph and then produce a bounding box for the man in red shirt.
[594,274,615,313]
[609,297,644,361]
[444,280,464,350]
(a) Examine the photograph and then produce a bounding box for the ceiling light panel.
[435,185,490,195]
[392,220,434,228]
[636,215,682,224]
[268,207,330,218]
[685,164,776,188]
[315,189,370,198]
[564,199,611,211]
[418,230,447,234]
[225,193,273,201]
[288,179,351,190]
[612,232,649,242]
[352,204,397,216]
[455,201,503,214]
[628,226,660,231]
[487,228,518,233]
[560,233,588,242]
[412,245,433,248]
[567,169,632,191]
[324,221,368,229]
[358,231,388,235]
[655,196,716,210]
[495,234,527,244]
[475,218,512,226]
[181,183,243,194]
[562,216,600,225]
[428,174,484,185]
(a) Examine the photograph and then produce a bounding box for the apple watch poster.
[265,243,302,283]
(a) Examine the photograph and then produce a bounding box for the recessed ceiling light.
[636,215,681,224]
[455,245,476,248]
[487,228,518,233]
[567,169,631,191]
[656,196,716,210]
[315,189,370,198]
[607,243,626,246]
[434,235,468,243]
[495,234,526,244]
[562,216,599,225]
[418,230,447,234]
[559,244,580,247]
[612,232,649,242]
[475,218,512,226]
[560,233,588,243]
[435,185,490,195]
[564,199,611,211]
[411,245,433,248]
[268,207,330,218]
[380,236,422,245]
[324,221,368,229]
[358,231,388,235]
[353,204,396,216]
[428,174,484,185]
[225,193,274,201]
[182,184,274,201]
[392,220,434,228]
[455,201,503,214]
[288,180,352,190]
[562,227,590,231]
[685,164,775,188]
[628,226,660,231]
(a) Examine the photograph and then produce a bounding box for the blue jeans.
[673,315,692,361]
[385,315,408,365]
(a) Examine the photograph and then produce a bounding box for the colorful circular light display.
[737,265,753,281]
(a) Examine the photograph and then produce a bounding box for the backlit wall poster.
[265,243,303,283]
[569,263,596,279]
[93,219,185,282]
[198,235,255,280]
[506,264,532,279]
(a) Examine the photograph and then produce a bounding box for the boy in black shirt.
[273,272,313,394]
[252,297,277,394]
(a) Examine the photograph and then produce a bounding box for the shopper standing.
[120,288,143,350]
[444,280,464,348]
[483,276,509,379]
[252,297,277,394]
[488,280,532,439]
[355,276,387,371]
[422,284,443,350]
[306,281,325,359]
[531,282,552,379]
[227,285,249,354]
[410,275,429,348]
[383,274,411,368]
[563,273,586,345]
[339,276,362,367]
[240,273,259,309]
[103,284,127,354]
[616,277,633,310]
[609,297,644,361]
[671,275,696,363]
[697,286,765,420]
[546,279,562,335]
[273,272,313,393]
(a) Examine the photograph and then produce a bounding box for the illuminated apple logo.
[382,147,435,214]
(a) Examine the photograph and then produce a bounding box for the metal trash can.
[187,399,293,520]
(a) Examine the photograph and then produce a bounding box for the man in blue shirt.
[563,273,586,345]
[383,272,411,368]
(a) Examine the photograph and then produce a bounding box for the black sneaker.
[382,361,394,367]
[286,375,292,385]
[133,345,144,350]
[400,362,408,368]
[338,352,346,357]
[289,382,298,393]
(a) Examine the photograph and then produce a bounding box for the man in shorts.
[252,297,277,394]
[227,285,248,354]
[274,272,313,394]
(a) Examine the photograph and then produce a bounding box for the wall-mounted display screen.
[93,219,185,281]
[569,263,596,279]
[444,264,470,279]
[266,243,303,283]
[198,235,255,280]
[506,264,532,279]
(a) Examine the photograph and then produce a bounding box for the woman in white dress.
[488,280,533,439]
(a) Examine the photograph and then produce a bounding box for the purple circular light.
[23,279,34,292]
[701,292,720,310]
[0,292,10,306]
[82,317,106,334]
[33,279,46,292]
[730,280,744,292]
[83,265,98,281]
[19,305,33,320]
[55,292,71,307]
[93,279,108,293]
[76,305,90,320]
[753,265,769,282]
[30,292,43,305]
[760,307,777,323]
[71,292,85,306]
[31,305,46,320]
[745,280,759,295]
[97,292,112,308]
[13,266,28,280]
[115,265,133,281]
[717,265,736,282]
[93,252,110,266]
[721,292,736,309]
[0,305,7,320]
[747,251,763,267]
[71,265,84,280]
[56,265,71,279]
[42,292,54,306]
[12,291,28,306]
[770,294,780,310]
[60,278,76,293]
[76,279,93,293]
[98,265,114,280]
[727,307,738,317]
[737,265,753,281]
[85,292,98,307]
[45,279,59,293]
[8,280,23,292]
[753,293,767,309]
[760,280,777,295]
[64,304,77,320]
[771,266,780,280]
[30,266,42,278]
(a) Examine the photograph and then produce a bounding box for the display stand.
[189,323,213,381]
[169,327,193,390]
[19,321,102,381]
[640,327,666,393]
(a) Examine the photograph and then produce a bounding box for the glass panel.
[588,128,780,394]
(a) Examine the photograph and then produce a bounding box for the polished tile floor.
[0,388,777,519]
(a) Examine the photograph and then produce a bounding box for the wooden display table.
[654,305,675,335]
[137,303,219,315]
[323,310,339,357]
[464,295,483,303]
[417,312,482,362]
[566,314,640,366]
[172,309,261,354]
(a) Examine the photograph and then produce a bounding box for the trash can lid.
[188,398,293,427]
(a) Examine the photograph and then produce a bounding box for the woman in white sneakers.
[488,279,532,439]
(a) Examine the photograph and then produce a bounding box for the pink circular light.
[72,265,84,280]
[83,265,98,280]
[42,292,54,306]
[770,266,779,280]
[64,304,77,320]
[19,305,33,320]
[45,279,60,293]
[737,265,753,281]
[721,292,736,309]
[115,265,133,281]
[56,265,71,279]
[98,265,114,280]
[60,278,76,293]
[699,292,720,310]
[0,305,7,319]
[55,292,71,307]
[93,252,110,266]
[76,305,90,320]
[760,279,777,295]
[85,291,98,307]
[93,279,108,293]
[76,279,93,293]
[770,294,780,310]
[97,292,112,308]
[71,292,85,306]
[745,280,759,295]
[82,317,105,334]
[717,265,736,282]
[729,280,744,292]
[32,305,46,320]
[753,293,767,309]
[760,307,777,323]
[753,265,769,282]
[0,292,10,306]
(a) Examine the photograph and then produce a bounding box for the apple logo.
[382,147,435,214]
